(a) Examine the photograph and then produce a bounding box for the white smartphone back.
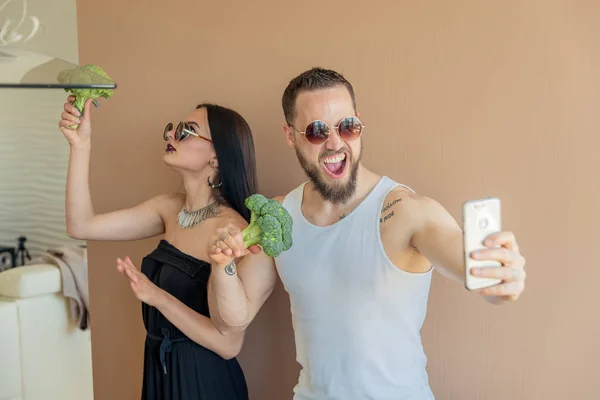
[463,197,502,291]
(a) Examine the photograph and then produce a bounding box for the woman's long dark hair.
[197,103,258,222]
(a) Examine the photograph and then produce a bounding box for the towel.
[28,245,90,330]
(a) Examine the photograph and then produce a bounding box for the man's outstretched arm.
[383,189,526,303]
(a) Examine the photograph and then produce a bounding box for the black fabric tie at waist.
[146,328,191,375]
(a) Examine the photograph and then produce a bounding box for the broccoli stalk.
[242,219,262,248]
[241,194,293,257]
[56,64,115,129]
[70,93,90,116]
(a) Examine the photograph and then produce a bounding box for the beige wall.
[76,1,600,399]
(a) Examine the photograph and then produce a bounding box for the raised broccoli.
[56,64,115,129]
[242,194,293,257]
[259,198,293,251]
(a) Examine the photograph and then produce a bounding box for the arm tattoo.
[382,198,402,213]
[224,259,237,276]
[380,198,402,224]
[380,210,395,223]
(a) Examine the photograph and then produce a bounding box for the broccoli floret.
[257,215,284,257]
[241,194,293,257]
[245,194,270,219]
[260,199,293,251]
[242,194,271,244]
[56,64,115,129]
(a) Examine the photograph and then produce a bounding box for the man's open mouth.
[322,153,348,179]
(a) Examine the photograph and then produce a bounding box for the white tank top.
[275,176,435,400]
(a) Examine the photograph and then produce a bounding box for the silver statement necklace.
[177,202,221,229]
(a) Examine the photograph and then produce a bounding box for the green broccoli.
[242,194,293,257]
[259,198,293,251]
[56,64,115,128]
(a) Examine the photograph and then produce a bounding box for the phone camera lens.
[478,218,489,229]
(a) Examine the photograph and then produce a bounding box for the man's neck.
[303,166,381,224]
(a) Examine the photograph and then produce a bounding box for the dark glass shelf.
[0,83,117,89]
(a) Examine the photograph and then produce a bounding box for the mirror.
[0,47,117,89]
[0,1,97,399]
[0,0,116,90]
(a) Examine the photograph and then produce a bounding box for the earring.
[207,169,223,189]
[209,159,216,168]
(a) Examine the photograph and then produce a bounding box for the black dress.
[140,239,248,400]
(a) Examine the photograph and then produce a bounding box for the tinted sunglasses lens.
[305,121,329,144]
[163,123,173,141]
[175,123,181,140]
[338,117,362,141]
[175,122,190,141]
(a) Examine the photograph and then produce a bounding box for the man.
[206,67,526,399]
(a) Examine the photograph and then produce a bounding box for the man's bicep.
[411,197,464,281]
[237,251,278,321]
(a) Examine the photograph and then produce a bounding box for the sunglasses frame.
[163,122,213,142]
[292,116,365,145]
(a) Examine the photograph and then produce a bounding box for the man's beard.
[295,144,361,205]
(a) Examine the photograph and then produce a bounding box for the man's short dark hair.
[282,67,356,125]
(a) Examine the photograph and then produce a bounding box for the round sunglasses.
[292,116,365,145]
[163,122,212,142]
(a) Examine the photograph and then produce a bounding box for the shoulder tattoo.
[380,198,402,224]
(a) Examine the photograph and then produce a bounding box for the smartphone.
[463,197,502,291]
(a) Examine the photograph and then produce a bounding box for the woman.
[58,96,256,400]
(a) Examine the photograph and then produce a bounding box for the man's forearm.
[208,259,252,334]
